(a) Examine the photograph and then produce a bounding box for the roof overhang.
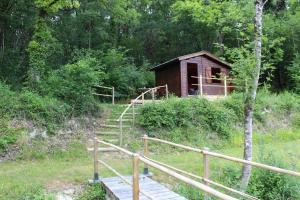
[150,51,231,71]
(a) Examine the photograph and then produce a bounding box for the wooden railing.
[117,85,168,146]
[142,135,300,199]
[92,137,238,200]
[93,85,115,104]
[191,75,236,96]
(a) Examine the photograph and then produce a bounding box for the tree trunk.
[240,0,265,191]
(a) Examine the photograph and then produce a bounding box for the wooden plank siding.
[152,51,231,97]
[155,63,181,96]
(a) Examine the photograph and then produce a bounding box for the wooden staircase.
[94,85,169,147]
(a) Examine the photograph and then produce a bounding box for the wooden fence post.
[93,136,99,182]
[203,147,210,200]
[112,87,115,105]
[224,76,227,97]
[151,89,155,102]
[142,93,145,105]
[199,75,203,96]
[133,154,140,200]
[119,117,123,146]
[143,135,149,175]
[165,84,169,99]
[132,103,135,127]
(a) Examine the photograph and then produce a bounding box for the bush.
[138,91,300,141]
[76,184,105,200]
[175,184,205,200]
[0,118,23,152]
[16,91,70,132]
[0,82,70,133]
[247,154,300,200]
[138,97,236,138]
[42,57,103,115]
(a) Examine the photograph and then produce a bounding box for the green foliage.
[174,184,204,200]
[100,49,154,98]
[287,54,300,94]
[34,0,80,13]
[27,19,63,89]
[76,184,105,200]
[0,82,70,132]
[247,154,300,200]
[138,92,300,141]
[138,97,236,138]
[42,57,103,114]
[17,91,70,132]
[0,119,23,152]
[3,185,55,200]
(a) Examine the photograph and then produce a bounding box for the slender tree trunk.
[240,0,266,190]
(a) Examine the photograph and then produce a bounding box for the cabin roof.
[151,51,231,71]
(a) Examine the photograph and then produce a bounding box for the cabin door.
[187,63,199,95]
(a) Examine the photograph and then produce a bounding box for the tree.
[240,0,268,190]
[26,0,79,90]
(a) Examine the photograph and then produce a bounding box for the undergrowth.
[138,91,300,143]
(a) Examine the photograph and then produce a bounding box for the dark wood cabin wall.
[155,63,181,96]
[181,57,202,97]
[200,56,230,95]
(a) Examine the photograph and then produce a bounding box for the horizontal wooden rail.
[143,156,258,200]
[92,93,113,97]
[143,136,300,178]
[96,138,134,156]
[192,84,236,88]
[95,138,237,200]
[94,85,114,89]
[191,75,234,81]
[138,156,237,200]
[92,85,115,104]
[98,159,154,199]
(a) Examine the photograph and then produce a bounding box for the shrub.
[0,83,18,117]
[175,184,205,200]
[0,118,23,152]
[42,57,103,115]
[138,98,236,138]
[16,91,70,132]
[247,154,300,200]
[76,184,105,200]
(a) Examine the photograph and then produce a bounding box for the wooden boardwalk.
[101,175,187,200]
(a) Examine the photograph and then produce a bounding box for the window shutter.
[206,67,212,83]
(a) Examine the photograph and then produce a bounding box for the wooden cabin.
[151,51,232,97]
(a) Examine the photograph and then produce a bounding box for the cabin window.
[211,68,221,84]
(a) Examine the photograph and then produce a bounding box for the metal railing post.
[133,154,140,200]
[93,136,99,182]
[143,135,149,175]
[203,147,210,200]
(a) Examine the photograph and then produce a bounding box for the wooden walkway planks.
[101,175,187,200]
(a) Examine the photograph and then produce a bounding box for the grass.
[0,128,299,199]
